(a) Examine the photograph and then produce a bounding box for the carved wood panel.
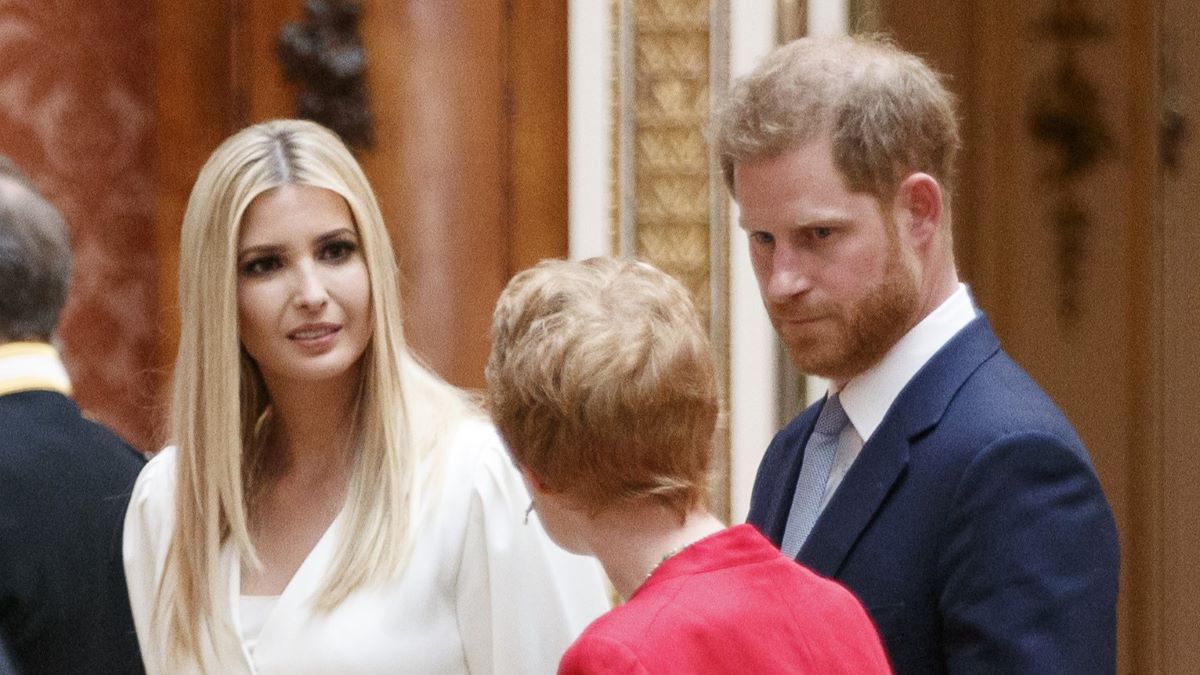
[881,1,1181,672]
[1160,0,1200,668]
[359,1,568,390]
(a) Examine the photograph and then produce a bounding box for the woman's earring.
[524,501,534,525]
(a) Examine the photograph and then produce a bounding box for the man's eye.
[749,232,774,246]
[813,227,833,239]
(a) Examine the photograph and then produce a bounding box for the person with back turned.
[0,156,146,673]
[713,35,1120,674]
[487,256,891,674]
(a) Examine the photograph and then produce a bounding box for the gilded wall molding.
[850,0,883,33]
[612,0,732,520]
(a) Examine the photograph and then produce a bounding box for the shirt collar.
[836,284,977,442]
[0,341,72,397]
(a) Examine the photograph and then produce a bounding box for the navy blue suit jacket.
[0,390,146,674]
[748,317,1119,674]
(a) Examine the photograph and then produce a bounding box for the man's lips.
[772,313,828,327]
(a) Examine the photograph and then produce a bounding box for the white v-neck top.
[123,418,610,674]
[238,595,278,656]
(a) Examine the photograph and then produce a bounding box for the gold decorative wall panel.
[613,0,731,520]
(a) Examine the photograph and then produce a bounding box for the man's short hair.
[0,157,72,342]
[714,34,961,207]
[486,257,718,519]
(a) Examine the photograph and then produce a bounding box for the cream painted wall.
[567,0,613,261]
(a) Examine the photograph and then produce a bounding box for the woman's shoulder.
[133,446,178,496]
[125,445,179,534]
[439,417,508,473]
[431,416,525,507]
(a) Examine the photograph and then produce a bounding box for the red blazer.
[558,524,890,674]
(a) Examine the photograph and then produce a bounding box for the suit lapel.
[798,420,910,576]
[797,317,1002,577]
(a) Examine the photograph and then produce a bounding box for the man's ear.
[894,172,944,245]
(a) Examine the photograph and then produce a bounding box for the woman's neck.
[584,505,725,599]
[261,368,360,482]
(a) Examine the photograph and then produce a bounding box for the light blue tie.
[780,394,849,558]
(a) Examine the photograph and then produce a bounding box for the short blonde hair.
[162,119,475,664]
[714,34,961,208]
[486,257,717,519]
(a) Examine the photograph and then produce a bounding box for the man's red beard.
[773,233,919,382]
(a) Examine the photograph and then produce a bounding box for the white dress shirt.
[819,284,979,510]
[124,418,611,674]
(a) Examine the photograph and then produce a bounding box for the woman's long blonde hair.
[159,119,476,664]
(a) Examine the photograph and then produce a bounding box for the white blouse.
[238,595,278,656]
[123,419,610,674]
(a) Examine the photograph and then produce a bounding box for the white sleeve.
[122,448,177,674]
[453,425,611,675]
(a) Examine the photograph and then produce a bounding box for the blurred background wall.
[0,0,1196,671]
[0,1,158,448]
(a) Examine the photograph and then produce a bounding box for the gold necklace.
[645,544,688,580]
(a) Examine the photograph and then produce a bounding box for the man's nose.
[765,245,812,303]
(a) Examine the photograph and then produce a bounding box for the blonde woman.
[486,258,890,674]
[123,119,609,673]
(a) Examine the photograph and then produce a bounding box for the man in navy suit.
[714,35,1119,673]
[0,157,145,673]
